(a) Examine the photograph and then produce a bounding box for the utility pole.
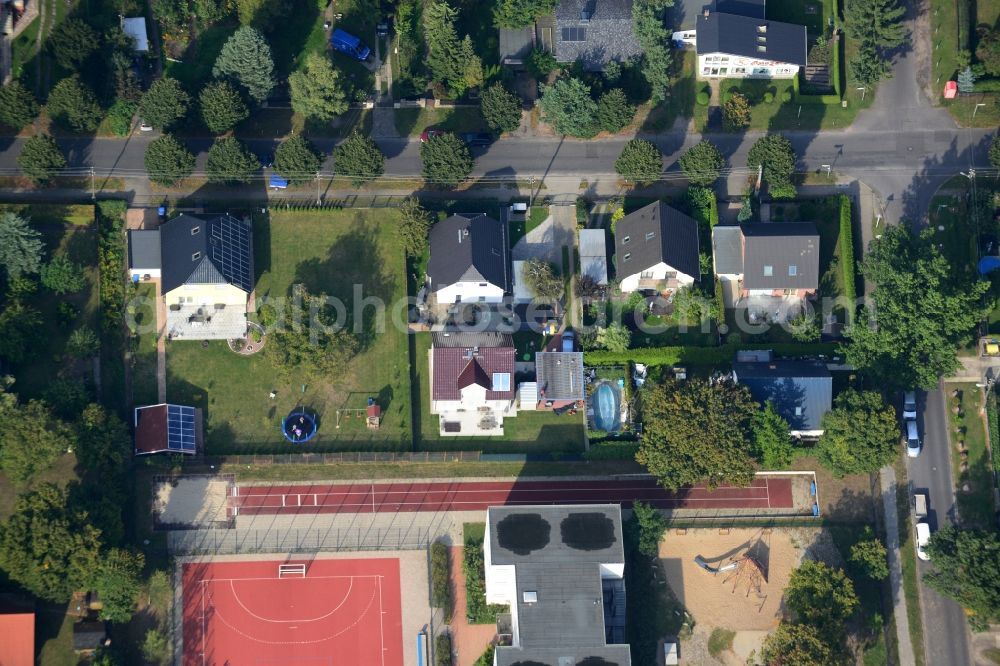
[315,171,321,205]
[90,166,95,200]
[528,175,535,208]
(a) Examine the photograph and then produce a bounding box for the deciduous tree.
[595,322,631,352]
[0,81,40,129]
[0,483,103,601]
[206,137,260,184]
[398,197,433,257]
[333,131,385,185]
[752,401,794,469]
[539,77,598,137]
[17,134,66,184]
[785,560,859,641]
[925,528,1000,630]
[628,501,667,557]
[144,134,195,186]
[816,389,898,477]
[274,135,322,185]
[747,133,796,196]
[0,303,44,364]
[66,327,100,359]
[722,91,751,131]
[761,623,836,666]
[614,138,662,184]
[40,255,85,294]
[521,257,563,301]
[636,378,758,490]
[420,132,473,185]
[493,0,557,28]
[843,224,990,389]
[990,135,1000,171]
[679,140,725,186]
[92,548,144,623]
[138,77,190,130]
[264,284,360,377]
[76,404,130,472]
[0,388,73,484]
[46,76,103,133]
[289,53,348,122]
[199,81,249,133]
[480,83,522,134]
[212,26,275,102]
[849,530,889,580]
[0,212,44,279]
[979,30,1000,77]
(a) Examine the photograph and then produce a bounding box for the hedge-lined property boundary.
[794,33,843,105]
[584,342,839,367]
[430,541,452,621]
[838,194,858,322]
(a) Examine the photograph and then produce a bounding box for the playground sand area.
[659,526,837,663]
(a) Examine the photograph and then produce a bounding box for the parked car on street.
[461,132,494,147]
[905,419,921,458]
[420,129,446,142]
[561,330,575,352]
[903,390,917,420]
[915,521,932,560]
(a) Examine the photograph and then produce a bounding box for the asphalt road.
[905,387,972,666]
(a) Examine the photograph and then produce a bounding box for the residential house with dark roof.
[712,222,819,317]
[427,214,511,305]
[554,0,641,70]
[127,214,254,339]
[733,351,832,438]
[695,2,807,79]
[484,504,631,666]
[429,332,517,436]
[133,403,199,456]
[614,201,700,294]
[535,349,585,409]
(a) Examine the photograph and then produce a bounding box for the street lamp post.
[973,102,986,118]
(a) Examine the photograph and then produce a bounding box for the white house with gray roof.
[427,214,511,305]
[693,0,807,79]
[485,504,631,666]
[614,201,700,294]
[554,0,641,71]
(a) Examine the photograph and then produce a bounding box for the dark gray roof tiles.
[127,230,161,271]
[733,360,832,431]
[428,214,512,292]
[741,222,819,290]
[536,352,586,401]
[615,201,701,280]
[554,0,641,70]
[696,11,808,65]
[160,214,254,293]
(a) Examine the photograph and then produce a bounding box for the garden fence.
[168,526,438,556]
[194,451,485,467]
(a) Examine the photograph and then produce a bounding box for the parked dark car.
[419,129,447,142]
[461,132,494,147]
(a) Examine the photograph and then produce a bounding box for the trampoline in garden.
[282,409,318,443]
[591,381,621,432]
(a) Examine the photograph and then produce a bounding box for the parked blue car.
[331,29,371,62]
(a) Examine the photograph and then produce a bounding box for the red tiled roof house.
[429,332,517,436]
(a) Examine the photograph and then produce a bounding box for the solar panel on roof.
[209,216,252,292]
[166,405,196,452]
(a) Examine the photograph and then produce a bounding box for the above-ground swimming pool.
[592,381,622,432]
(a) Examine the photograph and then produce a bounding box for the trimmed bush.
[430,542,453,621]
[696,90,710,105]
[583,440,640,460]
[838,194,857,323]
[781,90,793,103]
[764,91,774,103]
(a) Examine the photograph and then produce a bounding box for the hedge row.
[463,536,504,624]
[96,200,128,410]
[838,194,857,323]
[430,542,452,621]
[584,440,640,460]
[435,633,453,666]
[793,35,843,104]
[583,342,839,367]
[973,79,1000,93]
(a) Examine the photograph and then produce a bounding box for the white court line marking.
[206,578,381,646]
[201,580,207,666]
[378,575,385,666]
[198,574,379,584]
[227,578,355,623]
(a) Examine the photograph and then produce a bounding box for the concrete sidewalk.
[881,465,916,666]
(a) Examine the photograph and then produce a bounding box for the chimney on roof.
[703,8,710,17]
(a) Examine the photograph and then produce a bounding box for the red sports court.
[229,476,795,516]
[181,558,403,666]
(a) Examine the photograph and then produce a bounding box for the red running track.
[181,558,403,666]
[229,477,793,516]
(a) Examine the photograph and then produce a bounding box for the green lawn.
[711,78,872,132]
[639,49,697,132]
[0,204,99,400]
[394,107,488,137]
[129,283,159,407]
[164,22,238,91]
[929,0,1000,127]
[165,209,412,453]
[508,205,549,247]
[949,383,995,529]
[413,333,585,453]
[326,0,377,96]
[9,14,40,88]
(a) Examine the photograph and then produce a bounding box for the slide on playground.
[694,555,740,574]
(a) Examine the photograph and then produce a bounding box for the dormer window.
[622,236,631,244]
[763,265,773,276]
[757,45,767,53]
[788,265,797,276]
[645,232,655,240]
[623,253,631,261]
[191,226,201,235]
[757,24,767,33]
[192,252,201,261]
[757,36,766,43]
